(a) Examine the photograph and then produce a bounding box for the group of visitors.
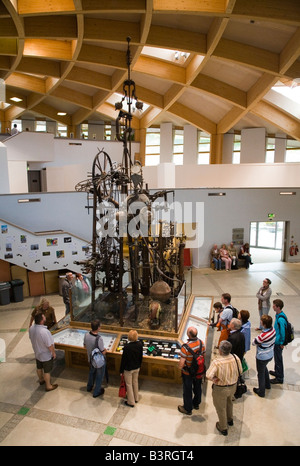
[28,274,290,438]
[177,278,289,436]
[83,320,143,406]
[62,272,91,315]
[211,242,253,270]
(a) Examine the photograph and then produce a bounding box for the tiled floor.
[1,261,300,446]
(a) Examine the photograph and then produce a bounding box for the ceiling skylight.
[272,81,300,105]
[141,46,190,64]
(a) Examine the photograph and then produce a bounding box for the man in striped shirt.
[206,340,242,435]
[252,314,276,397]
[178,327,206,415]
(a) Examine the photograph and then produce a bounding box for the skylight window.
[272,81,300,105]
[141,46,190,64]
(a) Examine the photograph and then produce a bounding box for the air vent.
[208,193,226,196]
[18,198,41,203]
[279,192,296,195]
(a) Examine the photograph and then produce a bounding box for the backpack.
[183,340,206,379]
[91,335,105,369]
[279,315,294,346]
[229,305,238,319]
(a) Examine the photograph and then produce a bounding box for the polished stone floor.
[0,261,300,447]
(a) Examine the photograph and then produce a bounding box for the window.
[232,133,241,164]
[173,128,184,165]
[145,127,160,166]
[81,123,88,139]
[57,123,67,138]
[12,119,22,132]
[35,120,46,132]
[266,137,275,163]
[285,139,300,163]
[198,131,210,164]
[104,123,111,140]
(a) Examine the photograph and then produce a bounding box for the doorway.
[250,221,285,262]
[27,170,41,192]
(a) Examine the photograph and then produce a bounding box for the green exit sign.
[268,213,275,219]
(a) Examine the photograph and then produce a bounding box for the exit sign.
[268,213,275,219]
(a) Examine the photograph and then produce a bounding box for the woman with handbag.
[252,314,276,397]
[119,330,143,407]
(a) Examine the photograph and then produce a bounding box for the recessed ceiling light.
[57,112,67,116]
[10,97,23,102]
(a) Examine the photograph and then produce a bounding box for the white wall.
[7,161,28,193]
[4,132,140,193]
[3,129,299,194]
[0,189,299,269]
[0,143,10,194]
[143,163,300,189]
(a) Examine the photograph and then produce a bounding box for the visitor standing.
[270,299,287,384]
[84,320,106,398]
[256,278,272,330]
[206,341,242,436]
[178,327,206,415]
[119,330,143,407]
[29,313,58,392]
[252,314,276,397]
[62,272,73,315]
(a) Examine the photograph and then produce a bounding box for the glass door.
[250,221,285,250]
[250,221,285,262]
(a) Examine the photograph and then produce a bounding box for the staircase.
[0,218,90,274]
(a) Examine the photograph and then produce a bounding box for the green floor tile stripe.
[18,407,30,416]
[104,426,117,436]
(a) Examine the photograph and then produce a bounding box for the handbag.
[242,357,249,373]
[233,354,247,399]
[119,375,127,398]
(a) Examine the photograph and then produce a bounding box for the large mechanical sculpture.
[75,38,185,330]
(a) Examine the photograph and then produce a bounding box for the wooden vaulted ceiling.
[1,0,300,141]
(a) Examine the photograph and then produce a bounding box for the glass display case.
[51,291,213,385]
[179,295,213,344]
[68,268,192,334]
[53,327,117,351]
[116,335,182,360]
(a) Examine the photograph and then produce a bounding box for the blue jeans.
[256,357,272,396]
[182,373,202,412]
[87,363,106,397]
[213,258,222,270]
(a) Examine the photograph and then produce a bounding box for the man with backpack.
[178,327,206,415]
[84,320,107,397]
[270,299,291,384]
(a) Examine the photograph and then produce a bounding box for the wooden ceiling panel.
[1,3,299,140]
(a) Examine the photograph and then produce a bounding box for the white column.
[240,128,266,163]
[274,132,286,163]
[160,122,173,163]
[183,125,198,164]
[222,133,234,164]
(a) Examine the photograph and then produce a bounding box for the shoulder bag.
[233,354,247,399]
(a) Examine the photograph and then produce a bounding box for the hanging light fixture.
[114,37,143,114]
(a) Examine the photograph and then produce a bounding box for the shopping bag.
[119,375,126,398]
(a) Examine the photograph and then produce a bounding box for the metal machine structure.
[75,38,186,332]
